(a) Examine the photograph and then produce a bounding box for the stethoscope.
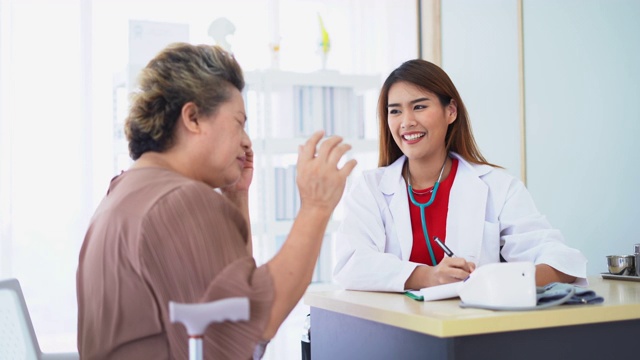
[406,157,448,266]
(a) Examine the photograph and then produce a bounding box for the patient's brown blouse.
[77,167,274,359]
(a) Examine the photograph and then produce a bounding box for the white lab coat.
[333,153,587,292]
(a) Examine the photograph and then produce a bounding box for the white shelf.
[245,69,380,92]
[253,138,378,154]
[248,69,380,284]
[251,220,340,238]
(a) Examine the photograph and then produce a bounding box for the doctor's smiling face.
[386,81,457,162]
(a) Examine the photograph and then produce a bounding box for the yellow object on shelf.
[318,14,331,55]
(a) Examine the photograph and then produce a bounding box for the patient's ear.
[180,102,200,133]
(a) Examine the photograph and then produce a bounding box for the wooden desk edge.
[305,277,640,337]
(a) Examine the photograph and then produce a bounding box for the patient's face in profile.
[194,87,250,188]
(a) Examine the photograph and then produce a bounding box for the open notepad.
[405,281,462,301]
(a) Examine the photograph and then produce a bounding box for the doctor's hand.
[432,257,476,284]
[405,258,476,290]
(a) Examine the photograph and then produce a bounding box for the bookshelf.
[244,69,381,283]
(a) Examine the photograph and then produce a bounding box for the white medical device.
[458,262,537,309]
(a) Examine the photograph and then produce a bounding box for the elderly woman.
[77,43,356,359]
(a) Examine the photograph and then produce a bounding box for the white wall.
[441,0,521,178]
[440,0,640,275]
[523,0,640,275]
[0,0,11,278]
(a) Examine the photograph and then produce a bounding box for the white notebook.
[406,281,462,301]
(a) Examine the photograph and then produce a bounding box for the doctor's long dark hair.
[377,59,498,168]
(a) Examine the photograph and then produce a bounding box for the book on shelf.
[284,165,297,220]
[274,167,287,221]
[291,85,366,138]
[274,164,299,221]
[274,234,330,283]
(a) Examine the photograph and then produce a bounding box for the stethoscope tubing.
[408,183,440,266]
[406,157,447,267]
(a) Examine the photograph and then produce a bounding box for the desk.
[304,276,640,359]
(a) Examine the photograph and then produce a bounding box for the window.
[0,0,416,356]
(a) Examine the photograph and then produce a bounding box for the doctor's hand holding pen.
[404,238,476,290]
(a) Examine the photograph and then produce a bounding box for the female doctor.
[333,59,587,292]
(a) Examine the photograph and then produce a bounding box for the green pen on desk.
[404,291,424,301]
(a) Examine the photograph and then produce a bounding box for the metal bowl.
[607,255,635,275]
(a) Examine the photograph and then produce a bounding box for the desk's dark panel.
[453,319,639,359]
[311,307,640,360]
[311,307,450,359]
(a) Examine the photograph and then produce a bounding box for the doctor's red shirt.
[407,158,459,266]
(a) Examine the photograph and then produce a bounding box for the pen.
[434,237,455,257]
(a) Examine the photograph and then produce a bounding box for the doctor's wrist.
[404,265,434,290]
